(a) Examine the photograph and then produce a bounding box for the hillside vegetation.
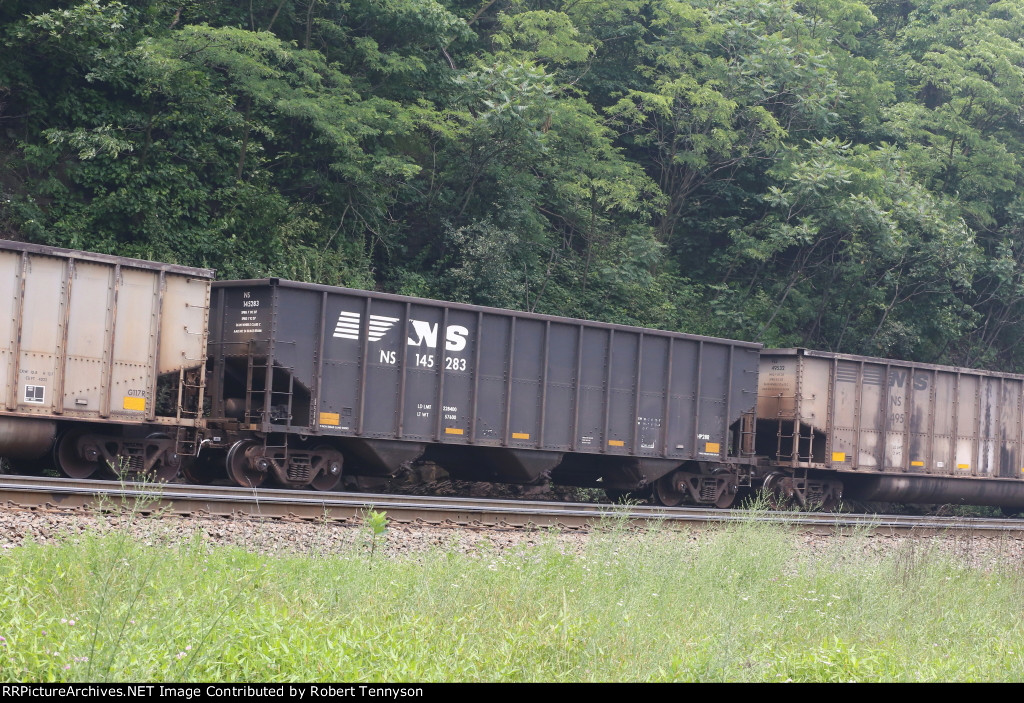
[4,0,1024,369]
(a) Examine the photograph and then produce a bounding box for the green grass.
[2,510,1024,682]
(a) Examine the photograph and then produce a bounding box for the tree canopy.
[5,0,1024,369]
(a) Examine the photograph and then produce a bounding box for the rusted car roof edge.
[763,346,1024,381]
[0,239,215,279]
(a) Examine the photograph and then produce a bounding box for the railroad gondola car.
[198,278,760,506]
[755,348,1024,509]
[0,240,212,481]
[8,238,1024,512]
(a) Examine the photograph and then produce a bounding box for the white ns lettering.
[446,325,468,352]
[407,321,470,351]
[407,320,438,348]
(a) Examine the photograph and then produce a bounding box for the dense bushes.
[5,0,1024,368]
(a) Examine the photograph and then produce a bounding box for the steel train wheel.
[182,452,222,484]
[54,429,103,479]
[710,467,738,509]
[653,472,685,507]
[144,433,179,483]
[225,439,266,488]
[310,445,343,492]
[761,472,793,509]
[714,487,738,509]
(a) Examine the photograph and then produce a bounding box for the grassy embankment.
[2,504,1023,682]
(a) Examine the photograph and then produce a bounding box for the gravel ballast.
[3,505,1024,570]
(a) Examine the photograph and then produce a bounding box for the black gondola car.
[204,279,761,504]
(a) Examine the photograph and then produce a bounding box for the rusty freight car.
[757,348,1024,508]
[0,240,213,480]
[13,239,1024,514]
[202,279,761,505]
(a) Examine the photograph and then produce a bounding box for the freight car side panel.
[212,280,761,464]
[61,261,113,415]
[0,240,213,428]
[694,342,730,460]
[828,362,853,466]
[976,377,995,477]
[932,370,954,473]
[576,326,608,451]
[905,367,934,474]
[666,341,698,458]
[268,286,321,429]
[883,360,909,471]
[999,380,1022,478]
[637,335,669,454]
[438,308,476,441]
[760,349,1024,479]
[157,274,212,377]
[541,322,577,450]
[0,252,18,408]
[109,268,159,420]
[509,317,545,447]
[475,313,510,444]
[606,331,638,453]
[402,302,445,440]
[13,254,64,414]
[319,297,360,433]
[362,298,411,438]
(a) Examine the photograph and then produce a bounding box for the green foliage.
[5,520,1024,681]
[492,10,595,65]
[718,138,980,356]
[363,509,388,565]
[7,0,1024,368]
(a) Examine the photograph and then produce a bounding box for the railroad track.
[3,475,1024,535]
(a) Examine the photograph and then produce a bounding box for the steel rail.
[2,475,1024,534]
